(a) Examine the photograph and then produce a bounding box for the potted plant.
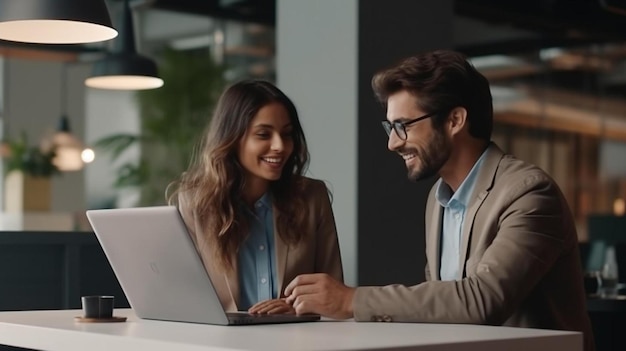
[94,48,225,206]
[1,132,59,212]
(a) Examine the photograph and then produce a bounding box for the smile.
[400,153,416,161]
[261,157,283,164]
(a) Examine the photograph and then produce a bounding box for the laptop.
[86,206,320,325]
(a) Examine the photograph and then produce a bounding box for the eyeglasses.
[381,112,437,140]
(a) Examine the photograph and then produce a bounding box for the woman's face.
[237,102,294,192]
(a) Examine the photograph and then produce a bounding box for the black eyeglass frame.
[381,111,438,140]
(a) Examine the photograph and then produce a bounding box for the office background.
[1,0,626,289]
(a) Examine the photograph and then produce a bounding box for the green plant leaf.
[93,134,142,161]
[1,130,59,177]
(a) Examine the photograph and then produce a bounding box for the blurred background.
[1,0,626,285]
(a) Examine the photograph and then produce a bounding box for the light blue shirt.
[435,149,488,281]
[237,193,278,310]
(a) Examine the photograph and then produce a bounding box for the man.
[270,50,594,351]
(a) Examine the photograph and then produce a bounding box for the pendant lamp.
[52,116,85,171]
[51,65,93,171]
[0,0,117,44]
[84,0,163,90]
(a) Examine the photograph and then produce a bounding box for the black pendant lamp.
[50,64,91,172]
[0,0,117,44]
[84,0,163,90]
[52,116,86,171]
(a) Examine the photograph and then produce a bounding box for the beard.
[406,129,451,182]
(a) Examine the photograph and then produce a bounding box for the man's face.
[385,91,451,181]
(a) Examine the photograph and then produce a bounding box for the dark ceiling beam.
[151,0,275,25]
[456,36,616,57]
[455,0,626,41]
[0,40,103,53]
[0,39,104,61]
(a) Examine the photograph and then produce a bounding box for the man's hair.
[371,50,493,140]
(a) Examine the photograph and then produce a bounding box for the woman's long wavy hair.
[168,80,310,270]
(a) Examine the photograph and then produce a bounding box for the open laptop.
[85,206,320,325]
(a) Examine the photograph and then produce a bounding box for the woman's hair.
[168,79,310,269]
[371,50,493,140]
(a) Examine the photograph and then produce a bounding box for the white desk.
[0,309,581,351]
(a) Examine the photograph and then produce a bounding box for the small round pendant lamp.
[85,0,163,90]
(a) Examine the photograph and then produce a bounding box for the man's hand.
[284,273,355,320]
[248,298,295,315]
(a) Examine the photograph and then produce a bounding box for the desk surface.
[0,309,582,351]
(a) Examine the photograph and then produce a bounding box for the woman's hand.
[248,298,295,315]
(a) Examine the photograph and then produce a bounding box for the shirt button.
[256,203,262,208]
[259,245,265,251]
[261,278,267,284]
[454,213,461,220]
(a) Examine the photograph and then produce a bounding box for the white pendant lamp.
[85,0,163,90]
[0,0,117,44]
[52,116,85,171]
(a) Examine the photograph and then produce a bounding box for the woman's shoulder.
[298,176,330,193]
[293,177,334,208]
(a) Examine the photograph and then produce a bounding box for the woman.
[169,79,343,314]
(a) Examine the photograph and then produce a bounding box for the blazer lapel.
[458,143,504,276]
[223,252,240,310]
[426,187,443,280]
[273,205,288,297]
[458,190,488,276]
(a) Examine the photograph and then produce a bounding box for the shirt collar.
[434,179,453,207]
[435,148,489,208]
[254,192,272,210]
[239,192,272,215]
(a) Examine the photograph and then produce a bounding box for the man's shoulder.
[496,154,553,185]
[490,154,564,205]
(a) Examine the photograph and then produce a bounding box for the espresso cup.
[81,295,114,319]
[583,271,601,296]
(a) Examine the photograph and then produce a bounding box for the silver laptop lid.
[86,206,229,325]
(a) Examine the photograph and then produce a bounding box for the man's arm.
[286,175,572,324]
[353,174,570,324]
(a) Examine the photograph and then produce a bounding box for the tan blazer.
[353,143,594,351]
[178,177,343,311]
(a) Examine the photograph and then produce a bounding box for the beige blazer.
[353,143,594,351]
[178,177,343,311]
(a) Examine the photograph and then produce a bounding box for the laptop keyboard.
[227,312,276,324]
[225,312,320,325]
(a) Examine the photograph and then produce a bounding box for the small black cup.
[583,271,601,296]
[81,295,114,319]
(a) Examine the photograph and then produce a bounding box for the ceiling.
[146,0,626,48]
[151,0,275,25]
[455,0,626,53]
[141,0,626,140]
[0,0,623,62]
[149,0,626,40]
[2,0,626,139]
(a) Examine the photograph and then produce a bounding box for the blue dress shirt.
[237,193,278,310]
[435,149,488,281]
